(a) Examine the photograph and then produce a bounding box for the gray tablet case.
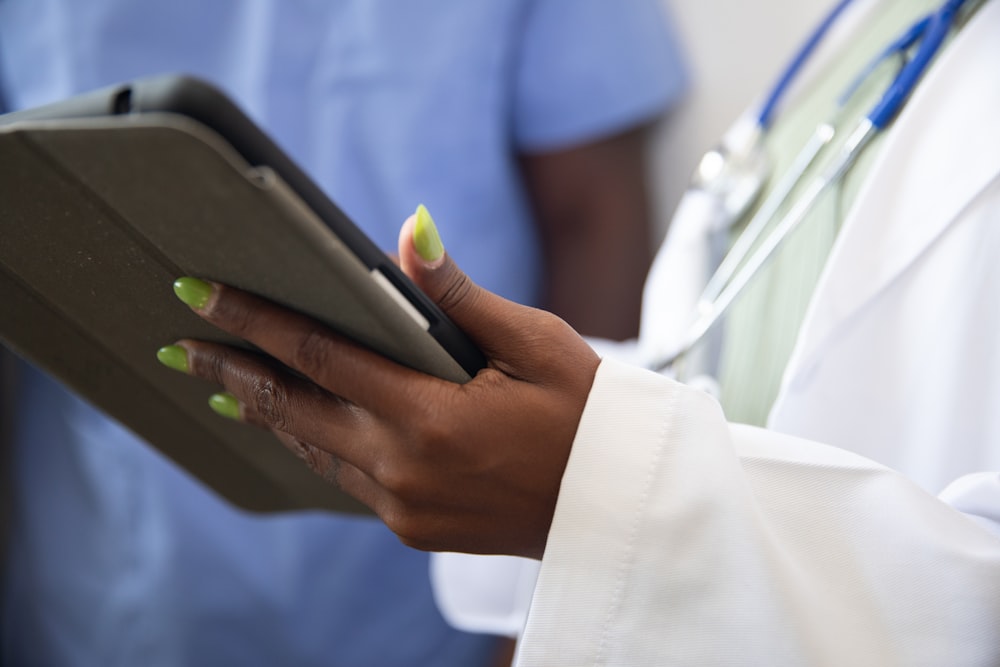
[0,76,484,514]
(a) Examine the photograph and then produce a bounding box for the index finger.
[173,277,447,415]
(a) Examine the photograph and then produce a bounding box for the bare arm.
[518,125,658,341]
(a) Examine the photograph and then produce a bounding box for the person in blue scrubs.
[0,1,687,665]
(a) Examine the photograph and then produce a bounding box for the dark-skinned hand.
[162,206,600,559]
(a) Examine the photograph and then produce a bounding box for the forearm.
[539,188,652,341]
[520,126,657,341]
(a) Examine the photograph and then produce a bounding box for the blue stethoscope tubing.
[654,0,972,371]
[758,0,960,131]
[756,0,858,130]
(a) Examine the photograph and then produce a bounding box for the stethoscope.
[651,0,974,373]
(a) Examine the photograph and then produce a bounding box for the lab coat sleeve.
[430,552,539,638]
[517,358,1000,666]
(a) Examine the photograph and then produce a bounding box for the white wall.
[651,0,832,236]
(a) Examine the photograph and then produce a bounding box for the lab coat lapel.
[781,0,1000,384]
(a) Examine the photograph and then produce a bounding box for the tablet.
[0,74,486,514]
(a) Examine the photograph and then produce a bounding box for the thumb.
[397,205,536,358]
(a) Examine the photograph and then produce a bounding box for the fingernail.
[413,204,444,263]
[173,277,213,309]
[208,392,241,421]
[156,345,189,373]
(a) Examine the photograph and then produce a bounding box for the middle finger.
[175,338,390,472]
[176,278,446,415]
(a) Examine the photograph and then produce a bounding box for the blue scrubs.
[0,1,687,665]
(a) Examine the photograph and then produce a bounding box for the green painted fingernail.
[156,345,189,373]
[208,392,241,420]
[173,277,213,309]
[413,204,444,263]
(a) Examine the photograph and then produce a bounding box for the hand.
[163,206,600,559]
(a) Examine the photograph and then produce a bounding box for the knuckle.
[411,420,452,456]
[281,435,341,485]
[248,375,292,432]
[526,309,568,343]
[287,437,312,462]
[401,396,454,453]
[517,310,581,363]
[434,272,477,316]
[308,450,341,484]
[289,328,333,377]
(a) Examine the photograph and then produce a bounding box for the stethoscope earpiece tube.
[757,0,857,129]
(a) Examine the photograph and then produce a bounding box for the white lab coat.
[434,2,1000,664]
